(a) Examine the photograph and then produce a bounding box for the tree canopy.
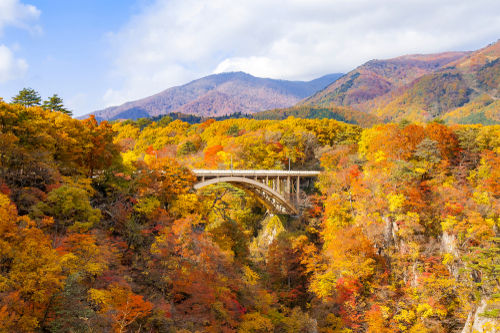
[0,100,498,332]
[11,87,41,107]
[42,94,72,116]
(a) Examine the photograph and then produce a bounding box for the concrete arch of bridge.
[194,176,298,215]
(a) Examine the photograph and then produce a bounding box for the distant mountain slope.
[303,40,500,124]
[254,105,380,127]
[442,95,500,125]
[373,70,473,121]
[448,39,500,71]
[302,52,470,111]
[373,41,500,122]
[88,72,343,120]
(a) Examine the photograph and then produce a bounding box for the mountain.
[303,40,500,124]
[87,41,499,124]
[302,52,469,111]
[88,72,343,121]
[373,41,500,122]
[448,39,500,71]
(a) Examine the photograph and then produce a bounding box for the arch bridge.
[192,169,320,215]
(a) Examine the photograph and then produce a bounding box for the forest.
[0,99,498,332]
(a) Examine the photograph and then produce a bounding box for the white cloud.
[0,44,27,83]
[0,1,40,83]
[0,0,41,35]
[104,0,500,106]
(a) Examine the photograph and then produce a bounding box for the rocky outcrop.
[461,299,499,333]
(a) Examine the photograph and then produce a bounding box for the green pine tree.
[42,94,72,116]
[11,88,42,107]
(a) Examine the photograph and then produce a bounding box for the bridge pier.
[287,176,290,201]
[296,176,300,203]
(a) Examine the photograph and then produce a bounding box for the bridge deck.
[192,169,320,177]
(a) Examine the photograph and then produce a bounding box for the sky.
[0,0,499,117]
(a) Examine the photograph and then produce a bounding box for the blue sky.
[1,0,499,117]
[0,0,140,115]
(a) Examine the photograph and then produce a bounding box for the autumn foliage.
[0,100,498,332]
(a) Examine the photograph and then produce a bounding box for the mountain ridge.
[87,40,500,125]
[302,40,500,124]
[302,51,471,111]
[87,72,343,121]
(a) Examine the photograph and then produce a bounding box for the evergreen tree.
[43,94,72,116]
[11,87,41,107]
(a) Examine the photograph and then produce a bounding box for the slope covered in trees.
[373,71,473,121]
[442,95,500,125]
[303,40,500,125]
[253,105,380,128]
[0,100,498,332]
[302,52,469,111]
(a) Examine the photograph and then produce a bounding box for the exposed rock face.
[258,214,285,247]
[461,299,499,333]
[249,214,286,262]
[441,231,459,256]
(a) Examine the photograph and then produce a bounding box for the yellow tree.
[90,283,153,333]
[0,194,63,331]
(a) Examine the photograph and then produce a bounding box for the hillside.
[449,39,500,71]
[373,41,500,122]
[253,104,380,127]
[88,72,343,120]
[373,70,473,121]
[442,95,500,125]
[302,52,469,111]
[87,42,499,125]
[303,40,500,124]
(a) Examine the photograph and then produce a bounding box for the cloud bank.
[104,0,500,107]
[0,44,27,83]
[0,0,40,34]
[0,0,40,83]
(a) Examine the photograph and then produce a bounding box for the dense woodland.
[0,100,498,332]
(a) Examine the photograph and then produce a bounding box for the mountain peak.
[302,50,470,110]
[87,72,343,121]
[302,41,499,124]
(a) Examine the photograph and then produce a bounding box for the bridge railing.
[192,169,321,177]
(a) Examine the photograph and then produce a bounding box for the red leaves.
[307,195,324,218]
[204,144,223,167]
[336,277,361,303]
[145,145,157,157]
[273,141,284,152]
[425,122,459,160]
[346,164,361,182]
[336,277,363,329]
[200,118,216,129]
[149,216,242,328]
[0,182,11,195]
[81,115,120,178]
